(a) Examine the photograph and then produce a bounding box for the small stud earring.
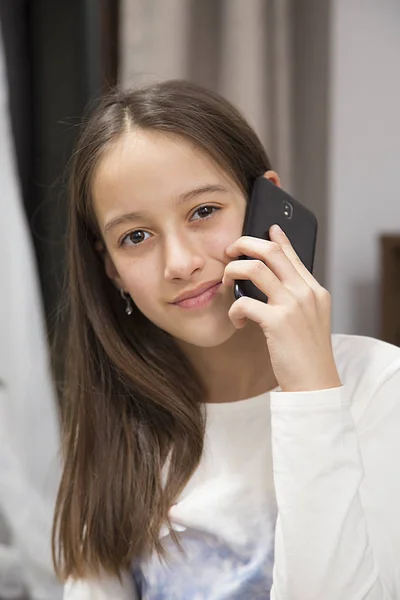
[120,289,133,316]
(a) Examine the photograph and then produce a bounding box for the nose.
[163,232,205,281]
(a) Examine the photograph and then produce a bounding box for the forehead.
[91,131,235,219]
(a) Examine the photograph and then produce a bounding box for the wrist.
[281,376,342,393]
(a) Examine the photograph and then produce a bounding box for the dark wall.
[0,0,32,216]
[0,0,118,329]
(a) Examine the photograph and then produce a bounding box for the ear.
[95,241,125,290]
[262,170,281,188]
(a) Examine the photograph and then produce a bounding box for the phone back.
[235,176,318,302]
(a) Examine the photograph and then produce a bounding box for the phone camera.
[282,200,293,219]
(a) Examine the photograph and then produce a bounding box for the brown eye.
[191,206,220,221]
[120,230,151,247]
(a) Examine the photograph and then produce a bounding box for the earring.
[120,289,133,316]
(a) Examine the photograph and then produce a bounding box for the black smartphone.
[234,176,318,303]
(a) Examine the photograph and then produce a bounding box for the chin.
[171,318,238,349]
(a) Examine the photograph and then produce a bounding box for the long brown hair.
[52,79,271,580]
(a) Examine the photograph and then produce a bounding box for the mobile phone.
[234,176,318,303]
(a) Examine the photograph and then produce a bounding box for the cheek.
[207,208,246,257]
[206,233,234,260]
[118,260,159,306]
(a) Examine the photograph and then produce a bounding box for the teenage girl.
[53,79,400,600]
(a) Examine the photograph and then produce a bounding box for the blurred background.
[0,0,398,597]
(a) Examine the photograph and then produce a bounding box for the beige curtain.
[120,0,293,188]
[119,0,330,285]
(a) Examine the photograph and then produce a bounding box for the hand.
[222,225,342,393]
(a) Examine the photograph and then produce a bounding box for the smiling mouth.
[172,282,222,310]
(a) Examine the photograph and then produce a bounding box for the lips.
[171,280,222,304]
[171,281,222,310]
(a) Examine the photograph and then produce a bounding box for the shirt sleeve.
[63,570,139,600]
[269,364,400,600]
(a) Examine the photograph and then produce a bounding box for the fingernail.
[271,224,283,235]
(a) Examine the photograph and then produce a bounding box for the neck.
[179,322,278,404]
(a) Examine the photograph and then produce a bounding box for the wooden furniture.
[380,235,400,346]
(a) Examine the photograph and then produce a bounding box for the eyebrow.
[103,184,228,235]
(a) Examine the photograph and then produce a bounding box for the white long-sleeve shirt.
[64,334,400,599]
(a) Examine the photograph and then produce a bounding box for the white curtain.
[119,0,294,191]
[0,29,62,600]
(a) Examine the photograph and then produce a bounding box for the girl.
[53,80,400,599]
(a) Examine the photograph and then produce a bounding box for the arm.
[223,224,400,597]
[270,368,400,599]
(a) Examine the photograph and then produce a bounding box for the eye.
[191,205,220,221]
[120,230,151,247]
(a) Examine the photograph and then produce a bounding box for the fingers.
[228,294,271,330]
[223,258,289,305]
[225,235,299,284]
[225,234,313,304]
[268,225,320,290]
[227,293,301,335]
